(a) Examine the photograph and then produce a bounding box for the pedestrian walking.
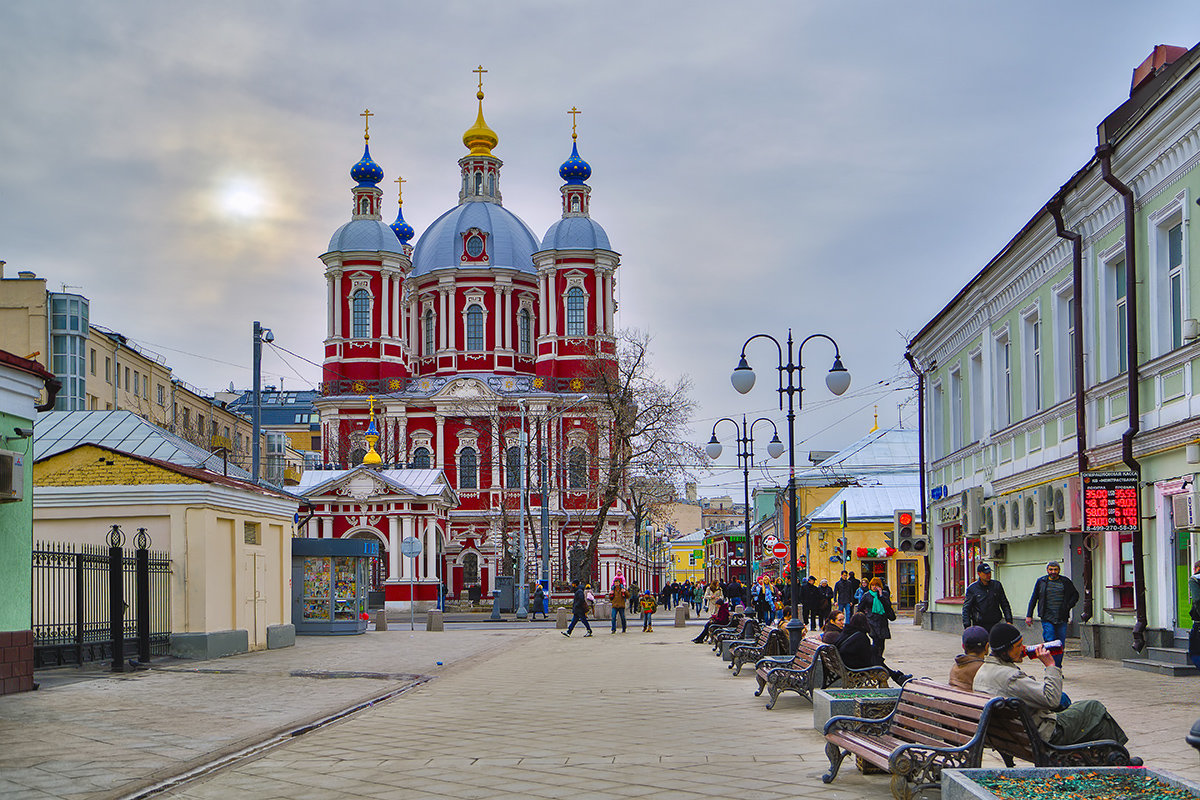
[610,579,628,634]
[961,562,1013,630]
[692,582,704,614]
[563,581,593,637]
[1024,561,1079,667]
[531,582,546,620]
[628,583,641,617]
[817,578,834,626]
[857,576,896,656]
[800,575,820,629]
[834,570,857,622]
[1188,560,1200,671]
[639,590,657,631]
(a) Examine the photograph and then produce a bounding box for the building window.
[1109,257,1128,378]
[949,368,962,452]
[506,445,521,488]
[1023,313,1041,414]
[994,332,1011,429]
[466,304,484,351]
[518,309,532,355]
[157,384,165,406]
[929,381,944,460]
[969,351,984,443]
[1055,290,1075,401]
[466,234,484,258]
[568,447,587,489]
[183,407,190,428]
[941,525,978,599]
[105,357,111,382]
[124,366,130,392]
[458,447,477,489]
[197,414,205,436]
[566,287,586,336]
[133,370,140,397]
[1114,532,1135,609]
[424,308,435,355]
[352,289,370,339]
[89,348,96,376]
[411,446,430,469]
[244,522,261,546]
[1168,221,1184,350]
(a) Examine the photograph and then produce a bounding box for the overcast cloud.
[3,2,1198,495]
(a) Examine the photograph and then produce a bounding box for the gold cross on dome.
[360,108,374,141]
[568,106,581,140]
[473,65,487,92]
[368,395,377,415]
[394,175,406,205]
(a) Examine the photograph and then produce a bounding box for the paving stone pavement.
[2,615,1198,800]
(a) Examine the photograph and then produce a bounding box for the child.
[639,591,657,631]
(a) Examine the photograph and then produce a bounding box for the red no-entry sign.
[772,543,788,559]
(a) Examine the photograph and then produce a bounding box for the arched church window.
[474,172,483,194]
[566,287,586,337]
[506,445,521,488]
[458,447,477,490]
[411,447,430,469]
[466,304,484,351]
[463,552,479,585]
[488,174,495,194]
[570,196,580,213]
[568,447,587,489]
[518,309,532,355]
[424,308,435,355]
[352,289,371,339]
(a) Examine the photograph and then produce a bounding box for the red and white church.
[296,76,644,609]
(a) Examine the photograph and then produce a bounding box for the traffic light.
[895,509,921,551]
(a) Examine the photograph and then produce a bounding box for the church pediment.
[432,377,499,402]
[302,468,403,501]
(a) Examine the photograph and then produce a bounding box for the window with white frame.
[424,308,435,355]
[969,350,984,443]
[352,289,371,338]
[1168,221,1184,350]
[518,308,532,355]
[506,445,521,488]
[411,446,431,469]
[466,303,484,351]
[568,446,588,489]
[949,368,963,453]
[994,330,1012,429]
[566,287,586,336]
[1023,310,1041,415]
[458,447,478,489]
[929,381,944,460]
[1054,287,1075,401]
[1149,195,1189,357]
[1114,259,1128,376]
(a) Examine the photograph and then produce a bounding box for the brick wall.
[0,630,35,695]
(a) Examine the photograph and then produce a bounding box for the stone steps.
[1121,645,1198,677]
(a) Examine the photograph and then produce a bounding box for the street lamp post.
[705,415,784,609]
[731,330,850,652]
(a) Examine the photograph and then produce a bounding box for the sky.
[3,2,1199,497]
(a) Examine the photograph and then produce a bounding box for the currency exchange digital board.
[1081,471,1139,531]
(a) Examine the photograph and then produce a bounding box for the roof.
[326,218,407,255]
[808,474,922,523]
[34,410,253,480]
[795,426,918,484]
[539,217,611,251]
[671,529,706,544]
[225,390,319,427]
[411,200,540,276]
[295,466,453,499]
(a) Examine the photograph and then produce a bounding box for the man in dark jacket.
[563,581,593,637]
[834,571,858,621]
[961,563,1012,630]
[800,575,820,629]
[1024,561,1079,667]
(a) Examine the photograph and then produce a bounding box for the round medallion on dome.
[351,144,384,187]
[559,141,591,184]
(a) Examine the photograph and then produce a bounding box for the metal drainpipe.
[1047,197,1093,624]
[903,351,930,606]
[1097,143,1149,652]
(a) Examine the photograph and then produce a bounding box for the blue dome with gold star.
[391,206,415,244]
[558,142,591,184]
[350,144,384,187]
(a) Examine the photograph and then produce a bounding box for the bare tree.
[581,329,703,583]
[624,472,677,538]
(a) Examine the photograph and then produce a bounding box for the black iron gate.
[32,527,171,669]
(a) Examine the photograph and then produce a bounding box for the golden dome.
[462,89,498,156]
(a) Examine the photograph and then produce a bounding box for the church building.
[297,72,640,610]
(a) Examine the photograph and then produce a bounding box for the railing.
[32,535,171,669]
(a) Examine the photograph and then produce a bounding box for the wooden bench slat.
[889,716,975,748]
[894,701,986,735]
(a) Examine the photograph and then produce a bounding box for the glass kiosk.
[291,537,379,635]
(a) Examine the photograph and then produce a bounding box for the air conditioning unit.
[1026,486,1049,535]
[995,497,1009,539]
[982,499,996,538]
[963,487,984,536]
[0,449,25,503]
[1045,476,1082,531]
[1006,492,1026,538]
[1172,490,1199,530]
[984,539,1007,562]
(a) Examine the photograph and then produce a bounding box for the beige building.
[33,444,297,657]
[659,501,702,540]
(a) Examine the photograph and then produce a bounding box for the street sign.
[763,534,779,549]
[771,542,788,559]
[400,536,423,557]
[1082,471,1139,531]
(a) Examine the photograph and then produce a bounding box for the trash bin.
[913,602,927,627]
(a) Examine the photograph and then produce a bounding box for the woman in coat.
[856,577,896,656]
[836,613,910,685]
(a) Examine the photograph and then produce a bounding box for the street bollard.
[674,605,687,627]
[373,609,388,631]
[426,610,444,632]
[556,607,568,629]
[490,590,502,621]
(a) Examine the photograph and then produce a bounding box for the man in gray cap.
[1025,561,1079,668]
[961,562,1012,630]
[948,625,989,691]
[974,622,1136,758]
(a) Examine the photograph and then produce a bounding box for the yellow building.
[668,529,705,583]
[33,444,298,656]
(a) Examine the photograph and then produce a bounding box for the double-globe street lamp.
[731,330,850,652]
[705,416,784,602]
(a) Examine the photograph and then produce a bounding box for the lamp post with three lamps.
[730,330,850,652]
[705,415,784,607]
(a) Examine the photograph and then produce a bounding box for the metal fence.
[32,535,172,668]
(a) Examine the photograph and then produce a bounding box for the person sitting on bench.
[691,598,730,643]
[836,613,910,685]
[973,622,1133,752]
[949,625,989,690]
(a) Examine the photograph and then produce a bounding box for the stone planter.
[813,687,902,731]
[943,767,1200,800]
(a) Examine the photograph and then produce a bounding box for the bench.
[729,627,787,676]
[711,617,757,652]
[822,678,1005,800]
[695,612,743,646]
[754,638,833,710]
[818,643,892,689]
[982,697,1136,768]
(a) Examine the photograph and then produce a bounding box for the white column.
[435,414,445,469]
[425,517,437,579]
[447,286,457,352]
[327,278,335,338]
[539,274,548,336]
[388,515,400,579]
[594,274,603,334]
[399,517,412,579]
[380,274,390,339]
[494,286,503,350]
[548,274,558,337]
[332,272,343,339]
[604,274,614,333]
